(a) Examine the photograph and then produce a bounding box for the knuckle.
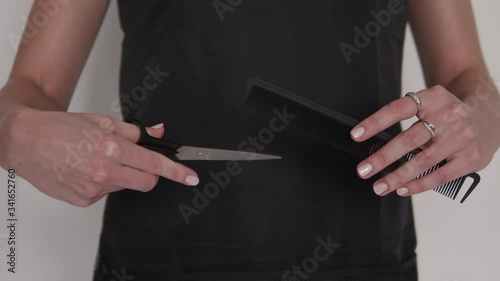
[73,196,95,207]
[430,85,446,95]
[82,183,101,199]
[412,182,426,194]
[402,129,420,148]
[170,164,184,182]
[96,136,122,158]
[442,105,459,123]
[90,162,112,184]
[435,169,452,185]
[452,102,471,119]
[168,162,189,183]
[461,124,477,141]
[429,85,453,104]
[147,155,164,175]
[388,100,406,115]
[375,152,389,167]
[99,118,118,134]
[386,172,403,188]
[141,176,159,192]
[397,163,416,178]
[431,85,446,92]
[468,145,482,164]
[417,150,437,170]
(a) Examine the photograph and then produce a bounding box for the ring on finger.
[421,120,436,140]
[405,92,422,116]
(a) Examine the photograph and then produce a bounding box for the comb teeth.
[432,175,479,203]
[245,78,481,203]
[432,175,463,199]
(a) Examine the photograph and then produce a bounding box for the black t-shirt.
[94,1,417,280]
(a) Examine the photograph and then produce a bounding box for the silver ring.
[421,120,436,140]
[405,92,422,114]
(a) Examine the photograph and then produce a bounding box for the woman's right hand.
[0,107,199,207]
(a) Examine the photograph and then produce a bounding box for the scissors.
[130,119,281,161]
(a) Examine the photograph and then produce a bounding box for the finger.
[146,124,165,139]
[371,140,455,196]
[350,87,448,142]
[84,116,166,142]
[115,138,199,186]
[53,162,120,197]
[350,96,420,142]
[113,120,165,142]
[394,158,469,196]
[43,179,106,208]
[109,165,160,192]
[78,166,152,196]
[356,121,433,179]
[71,194,107,208]
[70,176,120,202]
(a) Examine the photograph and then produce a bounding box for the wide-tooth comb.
[244,78,480,203]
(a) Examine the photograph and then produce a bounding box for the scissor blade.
[176,146,281,161]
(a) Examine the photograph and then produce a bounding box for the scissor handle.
[129,119,182,155]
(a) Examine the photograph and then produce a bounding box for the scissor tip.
[263,155,282,160]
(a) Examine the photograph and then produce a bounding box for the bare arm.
[408,0,500,158]
[1,0,110,112]
[0,1,198,207]
[351,0,500,197]
[408,0,495,100]
[410,0,500,154]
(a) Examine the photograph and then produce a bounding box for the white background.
[0,1,499,280]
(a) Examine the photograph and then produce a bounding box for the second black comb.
[244,78,480,203]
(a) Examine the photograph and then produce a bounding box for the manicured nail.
[185,175,199,186]
[397,187,409,196]
[357,163,373,177]
[351,127,365,139]
[151,123,164,129]
[374,182,388,195]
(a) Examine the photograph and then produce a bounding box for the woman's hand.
[350,85,500,197]
[0,107,199,207]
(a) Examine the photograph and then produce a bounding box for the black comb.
[244,78,480,203]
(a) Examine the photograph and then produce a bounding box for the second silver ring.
[421,120,436,140]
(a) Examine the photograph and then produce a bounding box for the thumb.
[146,123,165,139]
[113,120,165,143]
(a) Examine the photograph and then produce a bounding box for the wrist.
[0,103,38,167]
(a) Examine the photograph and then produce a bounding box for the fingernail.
[151,123,164,129]
[351,127,365,139]
[374,182,388,195]
[397,187,409,196]
[185,175,199,186]
[357,163,373,177]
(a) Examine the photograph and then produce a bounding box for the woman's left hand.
[351,85,500,197]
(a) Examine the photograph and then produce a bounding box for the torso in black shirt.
[94,1,418,280]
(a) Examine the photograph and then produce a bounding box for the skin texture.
[0,0,498,206]
[352,0,500,197]
[0,0,199,207]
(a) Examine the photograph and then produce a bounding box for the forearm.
[0,0,111,121]
[409,0,500,119]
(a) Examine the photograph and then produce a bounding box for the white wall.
[403,2,500,280]
[0,1,121,281]
[0,1,498,280]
